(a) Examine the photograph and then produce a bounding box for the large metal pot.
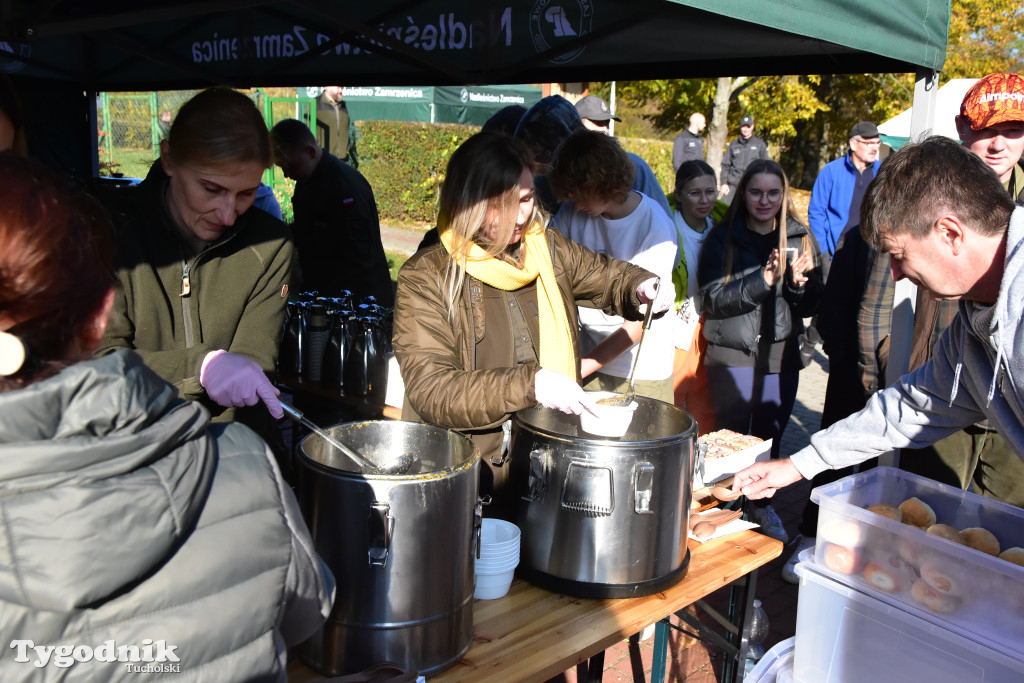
[510,397,695,598]
[296,421,479,677]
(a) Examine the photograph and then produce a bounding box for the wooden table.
[437,530,780,682]
[291,530,781,682]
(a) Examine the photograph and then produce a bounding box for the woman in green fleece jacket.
[97,88,293,446]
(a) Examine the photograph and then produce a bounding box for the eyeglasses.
[685,189,718,201]
[853,137,882,147]
[746,188,783,202]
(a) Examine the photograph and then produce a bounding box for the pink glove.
[534,368,586,415]
[636,277,673,316]
[200,350,283,419]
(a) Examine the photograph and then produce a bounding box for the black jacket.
[672,128,705,170]
[698,217,823,369]
[720,135,769,187]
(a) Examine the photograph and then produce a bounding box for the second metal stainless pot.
[510,397,696,598]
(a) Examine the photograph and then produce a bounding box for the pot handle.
[694,439,707,484]
[473,495,492,559]
[633,462,655,514]
[522,448,550,502]
[368,502,393,567]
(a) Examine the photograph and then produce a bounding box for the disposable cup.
[475,556,519,574]
[474,568,515,599]
[580,391,639,437]
[477,547,519,563]
[481,519,520,548]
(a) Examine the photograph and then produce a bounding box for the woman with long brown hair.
[697,159,824,541]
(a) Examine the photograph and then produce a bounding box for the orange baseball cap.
[960,72,1024,131]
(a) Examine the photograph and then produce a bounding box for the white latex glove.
[200,349,283,419]
[636,277,673,316]
[534,368,586,415]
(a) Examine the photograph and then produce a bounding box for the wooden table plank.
[438,530,780,682]
[288,530,781,682]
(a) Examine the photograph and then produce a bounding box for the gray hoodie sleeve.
[791,316,987,479]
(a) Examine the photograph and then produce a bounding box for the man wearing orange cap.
[956,72,1024,200]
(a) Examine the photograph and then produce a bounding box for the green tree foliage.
[944,0,1024,77]
[589,1,1022,190]
[358,121,476,226]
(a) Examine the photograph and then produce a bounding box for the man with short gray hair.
[808,121,881,260]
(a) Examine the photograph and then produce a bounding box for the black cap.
[849,121,879,139]
[575,95,621,122]
[740,116,754,127]
[514,96,584,157]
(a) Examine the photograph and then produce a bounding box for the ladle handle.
[278,400,381,474]
[280,400,304,423]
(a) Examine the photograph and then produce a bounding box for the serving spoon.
[280,401,413,475]
[596,278,661,407]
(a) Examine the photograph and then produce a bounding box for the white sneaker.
[781,535,816,584]
[752,505,789,544]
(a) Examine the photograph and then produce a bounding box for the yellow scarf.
[440,222,576,378]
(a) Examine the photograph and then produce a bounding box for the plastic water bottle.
[742,599,769,678]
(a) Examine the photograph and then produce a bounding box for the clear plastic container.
[792,559,1024,682]
[810,467,1024,658]
[744,636,794,682]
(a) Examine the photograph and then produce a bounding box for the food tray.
[692,438,771,489]
[809,466,1024,659]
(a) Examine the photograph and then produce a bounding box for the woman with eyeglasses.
[697,159,823,541]
[670,160,719,434]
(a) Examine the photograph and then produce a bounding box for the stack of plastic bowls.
[474,519,521,600]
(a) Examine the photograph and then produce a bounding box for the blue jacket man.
[808,121,881,257]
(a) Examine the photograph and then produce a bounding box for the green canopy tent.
[1,0,950,176]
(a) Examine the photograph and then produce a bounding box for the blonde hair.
[437,133,543,317]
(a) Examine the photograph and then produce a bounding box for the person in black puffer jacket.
[697,159,824,542]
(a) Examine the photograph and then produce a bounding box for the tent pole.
[880,67,939,468]
[609,81,616,137]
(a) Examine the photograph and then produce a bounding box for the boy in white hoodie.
[549,129,678,402]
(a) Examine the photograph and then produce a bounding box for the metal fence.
[96,89,315,220]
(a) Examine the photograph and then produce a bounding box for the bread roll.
[819,518,864,547]
[999,547,1024,567]
[864,561,901,592]
[920,559,965,596]
[960,527,1000,557]
[927,524,965,545]
[898,539,923,569]
[911,578,959,614]
[899,497,936,529]
[867,503,902,522]
[822,542,864,575]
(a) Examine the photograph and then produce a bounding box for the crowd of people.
[2,68,1024,678]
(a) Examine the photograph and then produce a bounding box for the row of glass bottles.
[279,291,392,400]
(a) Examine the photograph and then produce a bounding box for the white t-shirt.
[673,211,713,350]
[553,192,679,379]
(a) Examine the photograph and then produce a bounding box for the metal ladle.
[596,277,661,407]
[280,401,413,475]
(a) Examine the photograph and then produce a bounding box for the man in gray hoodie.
[733,136,1024,498]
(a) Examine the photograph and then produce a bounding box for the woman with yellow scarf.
[393,133,666,517]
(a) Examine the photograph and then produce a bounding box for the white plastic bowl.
[580,391,639,437]
[475,553,520,572]
[474,568,515,599]
[480,518,521,549]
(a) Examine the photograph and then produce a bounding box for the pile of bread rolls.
[817,496,1024,617]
